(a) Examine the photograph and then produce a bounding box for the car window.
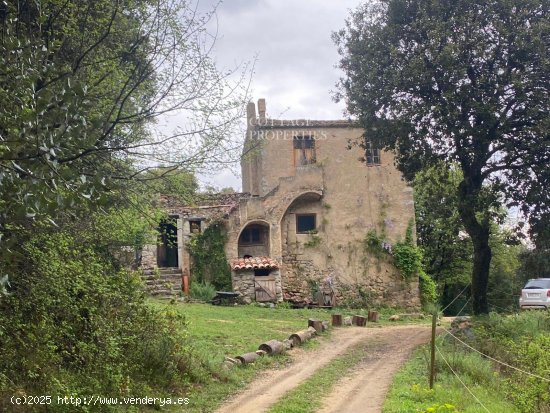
[524,279,550,289]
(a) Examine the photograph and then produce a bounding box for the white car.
[519,278,550,310]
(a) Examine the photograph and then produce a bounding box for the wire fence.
[435,344,492,413]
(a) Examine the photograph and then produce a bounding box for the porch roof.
[230,256,279,271]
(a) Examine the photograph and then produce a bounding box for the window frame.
[293,135,316,166]
[189,219,201,234]
[296,213,317,234]
[239,225,266,246]
[365,140,381,166]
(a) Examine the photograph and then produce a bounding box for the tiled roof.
[230,257,279,271]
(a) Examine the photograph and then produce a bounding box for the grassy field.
[382,341,519,413]
[149,300,334,412]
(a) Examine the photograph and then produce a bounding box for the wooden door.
[255,277,277,302]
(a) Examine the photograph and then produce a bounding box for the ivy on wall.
[187,221,231,290]
[363,220,437,307]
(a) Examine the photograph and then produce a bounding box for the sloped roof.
[230,257,279,271]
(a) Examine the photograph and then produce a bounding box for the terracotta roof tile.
[230,256,279,271]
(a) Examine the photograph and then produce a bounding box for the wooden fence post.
[429,312,437,389]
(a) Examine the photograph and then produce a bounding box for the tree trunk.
[458,178,492,315]
[471,234,491,314]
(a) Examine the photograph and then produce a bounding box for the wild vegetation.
[0,0,247,410]
[335,0,550,314]
[384,311,550,413]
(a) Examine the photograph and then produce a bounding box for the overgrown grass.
[267,342,367,413]
[383,341,519,413]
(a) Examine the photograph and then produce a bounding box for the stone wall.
[231,269,283,304]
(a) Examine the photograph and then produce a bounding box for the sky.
[196,0,364,190]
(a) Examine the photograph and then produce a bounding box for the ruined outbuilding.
[140,99,421,309]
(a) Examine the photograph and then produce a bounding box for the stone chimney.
[257,98,266,122]
[246,101,256,127]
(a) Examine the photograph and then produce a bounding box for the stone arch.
[276,190,323,226]
[237,220,271,258]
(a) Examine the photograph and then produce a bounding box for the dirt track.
[215,324,431,413]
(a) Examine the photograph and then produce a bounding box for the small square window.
[296,214,316,233]
[189,220,201,234]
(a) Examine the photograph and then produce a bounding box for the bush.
[189,282,217,302]
[419,271,438,308]
[472,312,550,413]
[0,233,202,412]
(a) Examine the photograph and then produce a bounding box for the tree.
[0,0,248,259]
[334,0,550,314]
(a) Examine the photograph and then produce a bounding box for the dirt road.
[215,324,431,413]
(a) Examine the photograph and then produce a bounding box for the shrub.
[472,312,550,413]
[419,271,438,308]
[189,282,217,302]
[0,233,199,412]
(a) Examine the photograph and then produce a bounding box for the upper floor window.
[365,140,381,165]
[294,136,316,166]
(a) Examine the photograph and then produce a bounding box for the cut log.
[258,340,284,355]
[283,339,293,350]
[236,352,259,364]
[308,319,324,333]
[224,356,241,365]
[353,315,367,327]
[368,311,380,323]
[331,314,343,327]
[289,329,312,347]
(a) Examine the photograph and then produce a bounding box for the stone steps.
[139,267,182,298]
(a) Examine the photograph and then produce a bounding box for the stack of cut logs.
[224,311,380,368]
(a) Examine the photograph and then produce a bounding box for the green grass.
[148,300,431,412]
[383,340,519,413]
[148,300,334,412]
[267,341,368,413]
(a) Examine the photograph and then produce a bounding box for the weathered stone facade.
[141,98,421,309]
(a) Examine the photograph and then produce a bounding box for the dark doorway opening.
[157,217,178,268]
[254,268,271,277]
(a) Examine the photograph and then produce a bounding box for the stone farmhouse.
[140,99,421,309]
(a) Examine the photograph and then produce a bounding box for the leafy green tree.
[0,0,247,262]
[414,163,524,313]
[334,0,550,314]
